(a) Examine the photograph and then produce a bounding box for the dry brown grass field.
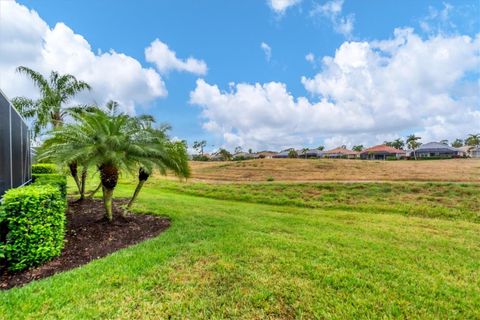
[187,158,480,182]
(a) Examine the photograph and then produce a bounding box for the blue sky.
[2,0,480,151]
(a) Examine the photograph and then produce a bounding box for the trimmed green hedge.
[1,172,67,272]
[32,163,57,174]
[1,185,66,271]
[32,174,67,198]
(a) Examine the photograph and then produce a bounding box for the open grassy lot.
[158,180,480,223]
[188,158,480,182]
[1,178,479,319]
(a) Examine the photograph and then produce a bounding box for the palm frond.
[11,97,37,119]
[16,66,50,95]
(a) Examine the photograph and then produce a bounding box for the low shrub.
[32,174,67,198]
[192,155,210,161]
[288,150,298,158]
[233,156,248,161]
[407,156,454,160]
[266,176,275,182]
[1,184,66,271]
[32,163,57,174]
[418,156,453,160]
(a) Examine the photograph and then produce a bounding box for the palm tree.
[13,67,91,198]
[36,137,88,200]
[12,66,91,137]
[301,148,309,159]
[451,139,463,148]
[82,102,127,199]
[406,134,422,160]
[217,148,232,161]
[439,139,449,145]
[39,109,182,221]
[193,140,207,155]
[126,122,190,210]
[392,138,405,150]
[352,145,364,152]
[465,133,480,147]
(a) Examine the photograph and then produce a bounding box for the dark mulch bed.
[0,198,170,289]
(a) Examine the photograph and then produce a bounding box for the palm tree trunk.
[87,182,102,198]
[69,162,82,194]
[99,164,119,221]
[127,168,150,210]
[102,187,114,221]
[52,111,62,129]
[79,167,87,200]
[127,180,145,210]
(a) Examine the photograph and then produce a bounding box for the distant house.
[273,148,295,158]
[323,147,359,159]
[360,145,406,160]
[458,145,480,158]
[272,151,289,158]
[233,152,259,160]
[256,151,278,159]
[209,152,224,161]
[458,146,470,157]
[298,149,325,158]
[408,142,462,158]
[471,146,480,158]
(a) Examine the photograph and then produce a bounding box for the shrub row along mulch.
[1,198,170,289]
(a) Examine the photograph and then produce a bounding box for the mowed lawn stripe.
[1,186,479,319]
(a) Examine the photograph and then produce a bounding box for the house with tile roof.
[360,145,406,160]
[323,147,359,159]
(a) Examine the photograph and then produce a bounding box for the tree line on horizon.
[192,132,480,160]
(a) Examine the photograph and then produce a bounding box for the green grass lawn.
[1,179,479,319]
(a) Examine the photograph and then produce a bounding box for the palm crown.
[39,107,190,220]
[12,66,91,137]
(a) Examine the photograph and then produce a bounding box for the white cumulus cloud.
[267,0,301,14]
[0,1,203,114]
[145,39,207,75]
[191,28,480,150]
[0,1,167,113]
[190,79,374,150]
